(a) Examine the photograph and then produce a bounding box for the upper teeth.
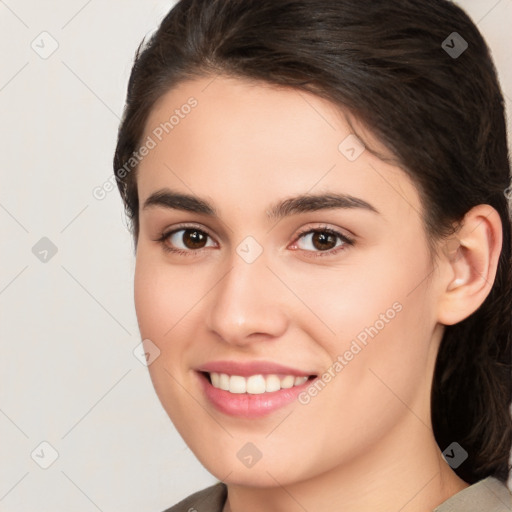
[209,372,309,394]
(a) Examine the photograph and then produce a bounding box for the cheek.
[292,237,436,395]
[287,241,433,354]
[133,247,218,402]
[309,245,436,426]
[134,260,168,341]
[133,250,198,414]
[134,248,200,341]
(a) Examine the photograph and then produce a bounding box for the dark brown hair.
[114,0,512,483]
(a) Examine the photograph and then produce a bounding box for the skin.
[133,76,502,512]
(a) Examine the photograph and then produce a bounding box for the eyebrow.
[142,188,379,220]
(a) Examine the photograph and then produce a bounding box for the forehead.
[137,76,422,223]
[143,76,347,164]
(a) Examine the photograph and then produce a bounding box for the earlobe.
[437,205,502,326]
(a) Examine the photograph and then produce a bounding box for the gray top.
[164,476,511,512]
[433,477,511,512]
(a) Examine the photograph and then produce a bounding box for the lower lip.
[198,372,314,418]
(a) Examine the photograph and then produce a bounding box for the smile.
[196,361,318,417]
[207,372,310,394]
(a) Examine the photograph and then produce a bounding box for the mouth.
[201,371,316,394]
[196,364,318,418]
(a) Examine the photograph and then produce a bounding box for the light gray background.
[0,1,511,511]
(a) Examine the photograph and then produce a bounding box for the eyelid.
[159,222,216,241]
[291,223,355,245]
[155,222,218,256]
[287,224,355,257]
[156,222,355,257]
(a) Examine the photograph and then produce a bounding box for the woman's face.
[134,76,445,486]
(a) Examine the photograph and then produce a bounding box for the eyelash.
[155,224,355,259]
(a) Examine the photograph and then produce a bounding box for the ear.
[436,205,503,326]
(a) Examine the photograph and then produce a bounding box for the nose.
[205,252,290,346]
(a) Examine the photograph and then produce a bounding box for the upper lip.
[197,360,316,377]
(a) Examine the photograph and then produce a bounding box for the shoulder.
[434,476,512,512]
[161,482,228,512]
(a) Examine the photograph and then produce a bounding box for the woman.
[113,0,512,510]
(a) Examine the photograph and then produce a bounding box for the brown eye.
[295,229,347,252]
[310,231,338,251]
[163,228,216,252]
[182,229,208,249]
